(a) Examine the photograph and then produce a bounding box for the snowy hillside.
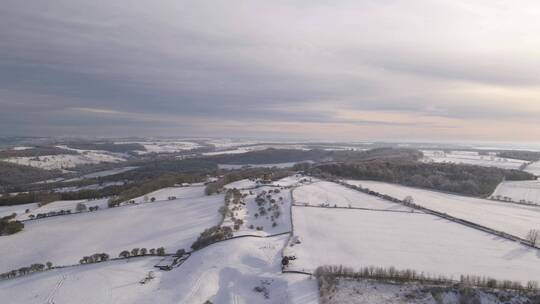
[3,152,125,170]
[293,181,413,211]
[345,180,540,239]
[422,150,527,170]
[286,207,540,283]
[0,193,224,273]
[491,180,540,205]
[0,235,319,304]
[525,161,540,176]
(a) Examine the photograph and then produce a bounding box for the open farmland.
[286,207,540,283]
[127,185,206,204]
[293,181,413,211]
[491,180,540,205]
[0,234,318,304]
[0,191,224,273]
[0,203,39,218]
[3,152,125,170]
[165,235,317,304]
[525,161,540,176]
[16,198,110,221]
[422,150,527,170]
[345,180,540,239]
[0,257,163,304]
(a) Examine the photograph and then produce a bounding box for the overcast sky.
[1,0,540,142]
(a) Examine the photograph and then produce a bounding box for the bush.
[191,226,233,250]
[0,218,24,235]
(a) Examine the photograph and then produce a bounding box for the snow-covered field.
[0,235,318,304]
[224,178,260,190]
[287,207,540,283]
[0,203,39,218]
[127,185,206,204]
[345,180,540,239]
[120,141,200,154]
[166,235,316,304]
[272,175,313,188]
[525,161,540,176]
[53,181,126,193]
[422,150,526,170]
[16,198,110,220]
[3,152,126,170]
[491,180,540,205]
[293,181,413,211]
[64,166,138,181]
[222,186,293,236]
[0,193,224,273]
[0,257,164,304]
[219,162,302,169]
[327,279,534,304]
[203,147,254,156]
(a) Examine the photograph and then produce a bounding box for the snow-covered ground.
[0,203,39,218]
[0,257,164,304]
[64,166,138,181]
[119,141,200,154]
[203,147,254,156]
[422,150,527,170]
[345,180,540,239]
[0,235,318,304]
[53,181,126,193]
[327,279,534,304]
[16,198,110,220]
[219,162,302,170]
[525,161,540,176]
[224,178,260,190]
[491,180,540,205]
[272,175,313,188]
[223,186,293,236]
[3,152,126,170]
[0,193,224,273]
[293,181,413,211]
[127,185,206,204]
[286,207,540,283]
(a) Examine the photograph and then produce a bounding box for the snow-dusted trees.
[119,250,130,258]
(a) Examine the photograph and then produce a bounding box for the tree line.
[314,264,539,299]
[313,161,534,197]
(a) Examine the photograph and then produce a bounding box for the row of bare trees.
[0,262,53,280]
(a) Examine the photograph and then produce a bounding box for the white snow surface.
[123,141,200,154]
[16,198,110,220]
[525,161,540,176]
[491,180,540,205]
[53,181,126,193]
[293,181,413,211]
[127,185,206,204]
[218,162,302,169]
[64,166,138,181]
[0,235,318,304]
[329,279,531,304]
[422,150,526,170]
[224,179,260,190]
[223,186,293,236]
[272,175,314,187]
[345,180,540,239]
[3,152,125,170]
[0,193,224,273]
[286,207,540,283]
[0,203,39,218]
